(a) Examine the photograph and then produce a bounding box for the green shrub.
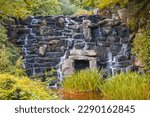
[0,26,8,46]
[133,31,150,72]
[59,0,78,15]
[73,9,93,16]
[0,45,22,74]
[98,0,128,9]
[70,0,82,7]
[100,72,150,100]
[0,47,12,72]
[62,69,103,92]
[0,25,22,74]
[31,0,62,16]
[0,73,59,100]
[82,0,128,9]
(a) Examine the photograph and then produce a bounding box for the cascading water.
[31,16,41,25]
[22,26,29,69]
[56,51,67,80]
[22,35,28,56]
[56,17,80,80]
[12,15,132,81]
[22,24,37,76]
[107,51,116,76]
[107,43,129,76]
[32,64,36,75]
[119,44,127,55]
[56,17,73,80]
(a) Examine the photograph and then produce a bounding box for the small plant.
[44,68,56,86]
[0,26,8,46]
[0,73,59,100]
[62,69,103,93]
[0,46,12,72]
[133,31,150,73]
[73,9,93,16]
[59,0,78,15]
[31,68,57,86]
[0,45,22,74]
[13,57,26,77]
[100,72,150,100]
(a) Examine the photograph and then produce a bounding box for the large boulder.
[117,8,128,23]
[61,59,74,75]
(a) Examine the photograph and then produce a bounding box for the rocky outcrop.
[7,13,134,82]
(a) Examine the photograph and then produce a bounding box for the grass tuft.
[62,69,103,93]
[100,72,150,100]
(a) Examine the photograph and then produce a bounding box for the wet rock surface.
[8,14,133,81]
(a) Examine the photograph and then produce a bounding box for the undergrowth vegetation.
[0,73,59,100]
[62,69,150,100]
[0,27,21,75]
[100,72,150,100]
[62,69,103,92]
[133,31,150,73]
[82,0,128,9]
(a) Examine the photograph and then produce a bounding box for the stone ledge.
[70,49,97,57]
[68,55,97,61]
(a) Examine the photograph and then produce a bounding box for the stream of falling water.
[107,51,115,76]
[107,43,128,76]
[23,22,37,76]
[56,51,67,80]
[56,17,79,80]
[30,16,41,25]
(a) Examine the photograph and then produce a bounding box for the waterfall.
[56,17,80,80]
[56,51,67,80]
[22,25,37,76]
[12,15,131,80]
[25,35,28,45]
[119,44,127,55]
[22,26,29,56]
[30,28,35,36]
[65,17,70,27]
[84,42,89,50]
[107,43,128,76]
[31,16,41,25]
[32,64,35,75]
[70,19,78,25]
[107,51,115,76]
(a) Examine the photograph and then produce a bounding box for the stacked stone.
[7,13,133,81]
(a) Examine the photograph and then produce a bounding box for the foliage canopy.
[82,0,128,9]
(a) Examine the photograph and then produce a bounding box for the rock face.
[117,8,128,23]
[8,14,134,81]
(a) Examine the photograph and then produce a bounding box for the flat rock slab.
[70,49,97,57]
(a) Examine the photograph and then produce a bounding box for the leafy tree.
[30,0,62,16]
[70,0,82,7]
[0,0,62,20]
[82,0,128,9]
[0,0,30,20]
